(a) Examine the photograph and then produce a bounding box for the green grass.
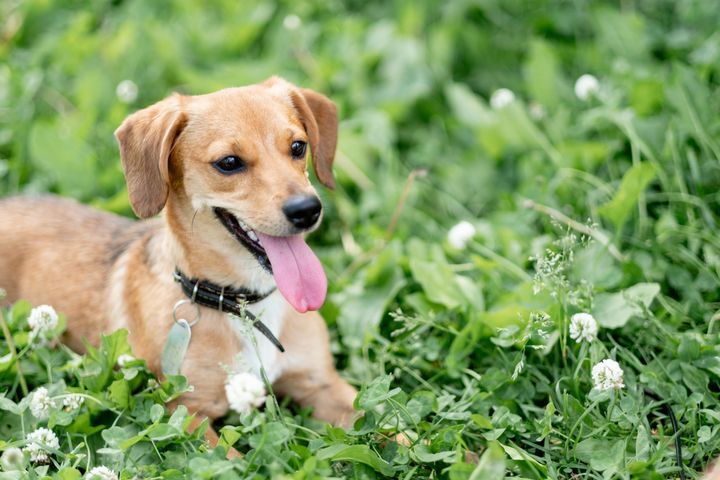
[1,0,720,478]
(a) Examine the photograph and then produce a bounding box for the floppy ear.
[114,95,186,218]
[289,88,338,189]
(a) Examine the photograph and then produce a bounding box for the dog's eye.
[213,155,246,174]
[290,141,307,159]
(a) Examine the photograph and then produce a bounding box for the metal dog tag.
[161,319,191,376]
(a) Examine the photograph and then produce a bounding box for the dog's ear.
[289,88,338,189]
[114,95,186,218]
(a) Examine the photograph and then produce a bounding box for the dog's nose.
[282,195,322,229]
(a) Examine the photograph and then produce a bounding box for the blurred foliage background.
[1,0,720,477]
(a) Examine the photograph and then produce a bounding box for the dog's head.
[114,77,338,312]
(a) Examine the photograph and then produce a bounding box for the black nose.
[282,195,322,229]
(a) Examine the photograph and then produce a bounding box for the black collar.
[173,269,284,352]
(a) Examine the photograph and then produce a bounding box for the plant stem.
[384,168,425,242]
[338,168,424,283]
[470,243,532,282]
[524,199,626,262]
[0,307,28,397]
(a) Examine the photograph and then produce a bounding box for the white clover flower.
[62,394,84,412]
[528,101,546,120]
[490,88,515,109]
[27,305,58,339]
[592,359,625,391]
[116,79,138,104]
[612,58,630,74]
[283,14,301,30]
[0,447,24,471]
[574,74,599,101]
[85,465,118,480]
[24,427,59,463]
[117,353,135,367]
[225,372,266,413]
[29,387,56,419]
[569,312,598,343]
[447,221,476,250]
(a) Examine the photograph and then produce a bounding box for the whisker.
[191,208,200,236]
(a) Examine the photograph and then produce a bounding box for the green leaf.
[698,425,712,443]
[635,424,650,460]
[678,335,701,361]
[595,9,649,62]
[356,375,402,411]
[150,404,165,423]
[11,300,32,325]
[695,355,720,378]
[445,83,491,127]
[81,329,131,392]
[408,259,460,309]
[406,391,435,423]
[101,329,130,367]
[593,282,660,328]
[537,402,556,441]
[218,426,241,450]
[334,242,406,349]
[57,467,82,480]
[680,363,709,392]
[524,39,560,107]
[411,444,455,463]
[101,426,134,448]
[168,405,187,430]
[0,394,20,415]
[455,275,485,312]
[572,243,622,289]
[28,117,97,198]
[598,162,657,231]
[249,422,290,448]
[317,444,394,476]
[471,414,494,430]
[336,280,406,349]
[576,438,625,471]
[157,375,192,402]
[500,442,547,473]
[108,379,130,409]
[146,423,181,442]
[630,79,664,116]
[118,434,145,451]
[473,442,506,478]
[48,409,74,428]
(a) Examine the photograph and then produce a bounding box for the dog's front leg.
[274,369,358,428]
[273,310,358,428]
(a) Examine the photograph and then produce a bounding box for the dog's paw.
[226,446,244,460]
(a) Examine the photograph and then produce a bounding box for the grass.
[1,0,719,478]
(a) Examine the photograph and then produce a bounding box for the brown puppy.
[0,77,357,447]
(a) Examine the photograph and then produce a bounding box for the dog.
[0,77,357,449]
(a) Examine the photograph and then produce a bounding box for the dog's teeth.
[248,231,258,242]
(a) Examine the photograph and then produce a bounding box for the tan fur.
[704,461,720,480]
[0,78,356,451]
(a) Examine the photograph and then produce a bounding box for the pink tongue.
[255,232,327,313]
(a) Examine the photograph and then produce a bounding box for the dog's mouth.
[212,207,327,313]
[213,207,272,273]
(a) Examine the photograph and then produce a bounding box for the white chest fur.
[228,291,287,383]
